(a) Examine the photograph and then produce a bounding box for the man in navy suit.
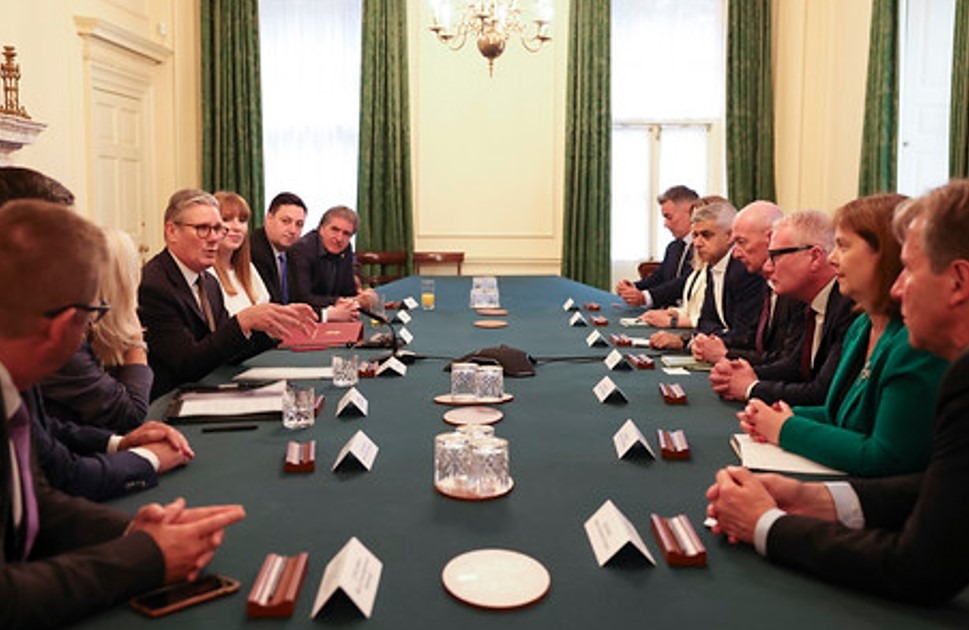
[251,192,306,304]
[706,181,969,605]
[616,185,698,309]
[650,200,766,350]
[708,210,857,406]
[139,189,317,399]
[0,199,245,627]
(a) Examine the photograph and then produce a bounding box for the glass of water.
[332,354,359,388]
[282,386,316,430]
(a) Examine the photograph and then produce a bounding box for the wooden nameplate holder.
[649,514,706,568]
[610,334,632,347]
[626,353,655,369]
[247,552,310,618]
[358,361,378,378]
[584,302,601,311]
[657,429,690,460]
[659,382,687,404]
[284,440,316,473]
[591,316,609,326]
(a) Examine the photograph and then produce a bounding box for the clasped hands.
[118,421,195,473]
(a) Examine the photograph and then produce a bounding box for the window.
[898,0,956,196]
[259,0,362,230]
[611,0,725,286]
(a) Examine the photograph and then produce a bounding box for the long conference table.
[79,276,969,628]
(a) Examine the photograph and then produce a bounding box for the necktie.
[9,403,38,560]
[196,275,216,332]
[754,291,772,354]
[800,307,817,379]
[676,242,692,278]
[278,253,289,304]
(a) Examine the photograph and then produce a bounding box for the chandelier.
[429,1,553,76]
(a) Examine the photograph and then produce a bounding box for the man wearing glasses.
[139,189,317,399]
[708,210,856,405]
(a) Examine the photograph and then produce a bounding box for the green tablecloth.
[80,276,969,628]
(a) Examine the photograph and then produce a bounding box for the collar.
[0,360,23,421]
[810,277,837,316]
[167,248,202,289]
[711,247,732,274]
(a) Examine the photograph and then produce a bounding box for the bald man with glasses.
[139,189,317,399]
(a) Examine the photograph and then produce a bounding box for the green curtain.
[562,0,611,289]
[951,0,969,178]
[356,0,414,274]
[858,0,899,195]
[726,0,776,207]
[200,0,265,225]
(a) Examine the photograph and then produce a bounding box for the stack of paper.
[730,434,845,475]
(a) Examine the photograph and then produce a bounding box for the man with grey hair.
[705,179,969,605]
[616,184,699,309]
[650,200,765,350]
[0,199,245,627]
[692,201,805,366]
[139,189,317,399]
[709,210,857,405]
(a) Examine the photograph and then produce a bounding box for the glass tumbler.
[475,365,504,400]
[332,354,359,388]
[282,386,316,429]
[450,362,478,400]
[470,436,509,497]
[434,432,470,493]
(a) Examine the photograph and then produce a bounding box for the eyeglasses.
[175,221,229,239]
[767,244,815,262]
[44,300,111,323]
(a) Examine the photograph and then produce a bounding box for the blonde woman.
[211,191,270,315]
[40,227,152,432]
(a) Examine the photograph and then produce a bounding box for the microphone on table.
[358,307,417,363]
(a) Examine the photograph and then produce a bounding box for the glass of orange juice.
[421,278,436,310]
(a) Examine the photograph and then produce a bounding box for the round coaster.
[475,308,508,316]
[435,477,514,501]
[474,320,508,329]
[433,393,514,406]
[443,406,504,426]
[442,549,550,609]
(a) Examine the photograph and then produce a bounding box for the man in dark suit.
[251,191,306,304]
[288,205,377,320]
[139,190,316,399]
[649,200,766,350]
[616,185,698,309]
[692,201,804,366]
[708,210,858,406]
[0,199,245,628]
[705,180,969,605]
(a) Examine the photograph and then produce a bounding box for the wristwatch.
[669,314,679,328]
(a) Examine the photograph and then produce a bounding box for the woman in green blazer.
[738,193,948,476]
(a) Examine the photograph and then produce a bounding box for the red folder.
[279,322,363,351]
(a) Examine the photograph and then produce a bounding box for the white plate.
[442,407,504,426]
[441,549,550,609]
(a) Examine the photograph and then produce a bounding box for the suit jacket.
[139,249,274,400]
[25,387,156,501]
[38,340,151,433]
[0,378,163,628]
[289,231,357,311]
[778,315,949,476]
[696,255,766,348]
[633,239,693,308]
[750,281,858,406]
[251,227,301,304]
[727,293,806,367]
[766,348,969,605]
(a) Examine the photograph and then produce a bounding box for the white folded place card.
[336,387,369,417]
[662,367,690,376]
[562,297,577,311]
[619,317,649,327]
[586,330,608,347]
[332,429,379,471]
[604,349,632,370]
[583,499,655,567]
[395,310,412,324]
[310,537,383,619]
[569,312,588,327]
[399,327,414,345]
[376,356,407,377]
[593,376,627,404]
[613,419,655,459]
[403,296,419,310]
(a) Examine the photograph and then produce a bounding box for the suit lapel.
[161,250,208,330]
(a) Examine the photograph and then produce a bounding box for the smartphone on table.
[130,574,240,617]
